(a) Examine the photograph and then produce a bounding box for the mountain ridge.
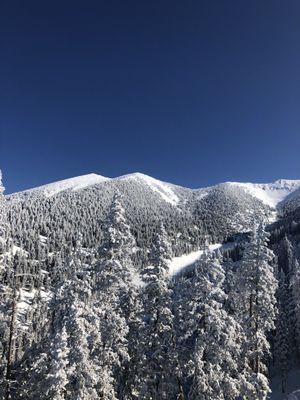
[11,172,300,209]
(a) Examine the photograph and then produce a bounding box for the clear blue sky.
[1,0,300,194]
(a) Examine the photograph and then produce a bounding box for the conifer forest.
[1,171,300,400]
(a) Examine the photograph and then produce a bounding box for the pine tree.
[235,225,278,399]
[0,170,7,397]
[188,252,243,400]
[95,193,140,399]
[65,299,99,400]
[34,325,70,400]
[136,224,177,400]
[0,171,14,400]
[0,170,6,257]
[274,271,289,394]
[290,257,300,357]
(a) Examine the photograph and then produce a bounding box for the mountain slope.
[18,173,110,197]
[14,173,300,210]
[7,173,300,263]
[226,179,300,208]
[3,172,300,399]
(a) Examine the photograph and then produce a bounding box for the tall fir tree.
[290,257,300,358]
[0,169,8,398]
[235,225,278,399]
[95,193,140,399]
[136,223,177,400]
[274,271,289,394]
[188,252,244,400]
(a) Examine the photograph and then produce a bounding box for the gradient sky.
[1,0,300,194]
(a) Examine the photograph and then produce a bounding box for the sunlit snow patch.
[16,287,53,331]
[227,180,300,208]
[168,243,234,276]
[28,173,110,197]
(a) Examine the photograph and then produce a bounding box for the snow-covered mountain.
[224,179,300,208]
[3,172,300,400]
[16,173,300,210]
[18,173,110,197]
[8,173,300,265]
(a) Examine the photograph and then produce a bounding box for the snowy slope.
[14,173,300,210]
[168,243,236,276]
[21,173,110,197]
[118,173,180,206]
[227,180,300,208]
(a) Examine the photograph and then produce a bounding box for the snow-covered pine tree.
[0,169,8,398]
[135,223,178,400]
[97,192,138,315]
[235,225,278,399]
[290,257,300,357]
[173,271,197,400]
[188,252,243,400]
[0,171,16,400]
[36,325,70,400]
[95,192,140,399]
[0,170,6,258]
[65,300,99,400]
[19,253,100,400]
[49,326,70,399]
[274,270,290,394]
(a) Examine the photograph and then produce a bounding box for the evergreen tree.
[290,257,300,357]
[95,193,140,399]
[0,170,6,257]
[188,253,243,400]
[0,170,7,397]
[65,299,99,400]
[0,171,13,400]
[136,224,177,400]
[274,271,289,394]
[35,326,70,400]
[235,225,278,399]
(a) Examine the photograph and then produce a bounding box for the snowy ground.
[168,243,235,276]
[270,369,300,399]
[17,287,52,331]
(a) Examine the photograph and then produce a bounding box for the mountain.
[14,173,300,208]
[2,172,300,399]
[221,179,300,208]
[8,173,300,258]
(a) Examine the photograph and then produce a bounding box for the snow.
[168,243,235,276]
[13,173,300,210]
[119,173,180,206]
[25,173,110,197]
[0,244,28,264]
[16,287,53,331]
[11,245,28,257]
[16,288,35,330]
[39,234,48,244]
[270,368,300,399]
[227,180,300,208]
[287,392,300,400]
[16,171,180,205]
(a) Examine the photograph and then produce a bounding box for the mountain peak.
[24,173,110,197]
